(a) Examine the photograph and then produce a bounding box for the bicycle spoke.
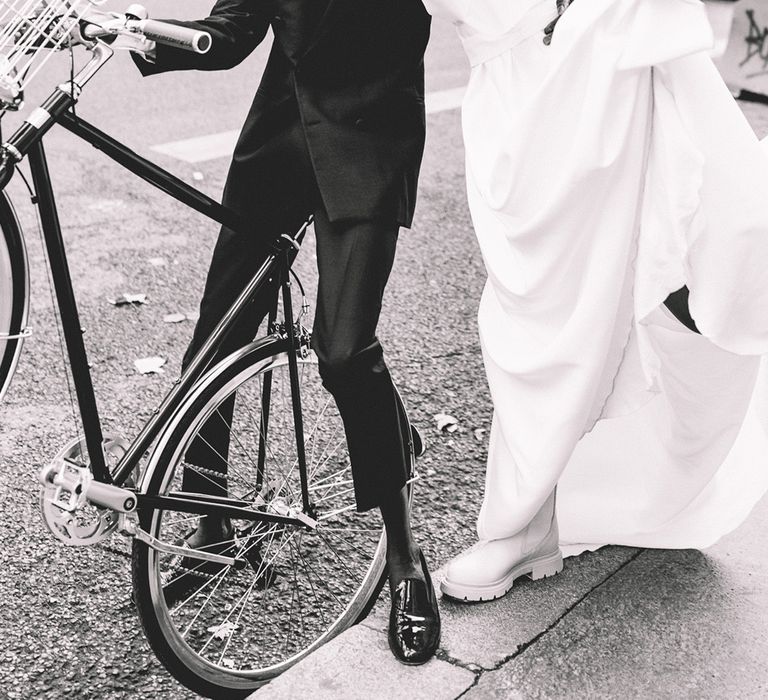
[315,530,368,585]
[308,422,344,481]
[282,538,305,656]
[289,535,331,630]
[287,537,307,644]
[314,484,356,505]
[319,528,380,572]
[162,512,207,530]
[317,503,358,520]
[310,437,348,486]
[292,534,347,617]
[196,527,286,657]
[212,405,260,476]
[238,523,281,555]
[179,568,230,637]
[307,394,334,472]
[239,378,284,473]
[217,581,259,667]
[222,531,294,660]
[310,477,354,502]
[184,434,242,489]
[204,409,259,485]
[308,466,350,490]
[197,577,257,657]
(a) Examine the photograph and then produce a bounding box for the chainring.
[39,433,132,546]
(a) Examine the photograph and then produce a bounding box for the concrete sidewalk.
[248,490,768,699]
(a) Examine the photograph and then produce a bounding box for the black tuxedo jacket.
[138,0,431,227]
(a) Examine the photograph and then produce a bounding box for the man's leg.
[179,223,280,499]
[175,221,285,548]
[311,209,421,582]
[180,113,317,502]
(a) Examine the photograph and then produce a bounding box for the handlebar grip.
[134,19,211,54]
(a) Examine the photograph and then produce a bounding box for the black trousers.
[181,112,409,511]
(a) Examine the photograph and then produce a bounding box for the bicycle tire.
[0,191,28,403]
[132,336,415,698]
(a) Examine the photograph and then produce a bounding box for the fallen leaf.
[207,621,238,641]
[163,313,187,324]
[108,293,147,307]
[148,257,167,267]
[473,428,487,442]
[433,413,458,433]
[134,356,166,375]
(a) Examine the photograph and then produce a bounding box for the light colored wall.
[714,1,768,97]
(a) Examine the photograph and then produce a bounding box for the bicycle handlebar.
[128,19,211,54]
[81,15,211,55]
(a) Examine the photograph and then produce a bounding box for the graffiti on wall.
[740,9,768,77]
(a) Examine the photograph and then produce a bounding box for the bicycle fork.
[280,248,314,516]
[259,240,315,517]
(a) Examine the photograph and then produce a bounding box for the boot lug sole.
[440,549,564,602]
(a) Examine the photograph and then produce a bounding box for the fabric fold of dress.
[423,0,768,554]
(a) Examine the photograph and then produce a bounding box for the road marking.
[150,86,466,164]
[151,129,239,164]
[425,85,465,115]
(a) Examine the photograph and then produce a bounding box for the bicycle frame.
[3,44,317,533]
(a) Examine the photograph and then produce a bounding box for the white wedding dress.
[423,0,768,554]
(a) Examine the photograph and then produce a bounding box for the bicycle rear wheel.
[132,337,414,698]
[0,192,28,403]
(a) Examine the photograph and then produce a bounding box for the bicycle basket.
[0,0,106,110]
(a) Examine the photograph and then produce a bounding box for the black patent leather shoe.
[388,551,441,665]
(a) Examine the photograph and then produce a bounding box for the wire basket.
[0,0,107,110]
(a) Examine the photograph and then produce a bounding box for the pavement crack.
[435,649,483,673]
[496,550,645,670]
[453,549,646,698]
[430,349,478,360]
[455,668,483,698]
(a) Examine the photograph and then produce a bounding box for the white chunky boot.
[441,491,563,602]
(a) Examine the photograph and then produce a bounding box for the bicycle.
[0,2,422,697]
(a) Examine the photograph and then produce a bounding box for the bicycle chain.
[186,463,227,481]
[164,564,221,581]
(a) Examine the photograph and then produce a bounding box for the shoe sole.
[440,549,564,602]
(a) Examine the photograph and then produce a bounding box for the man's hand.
[112,32,157,60]
[543,0,575,45]
[80,9,158,59]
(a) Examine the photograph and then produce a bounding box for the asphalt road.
[0,6,479,699]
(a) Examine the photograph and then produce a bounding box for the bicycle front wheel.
[0,192,28,403]
[133,337,412,698]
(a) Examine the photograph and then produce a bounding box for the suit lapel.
[299,0,341,61]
